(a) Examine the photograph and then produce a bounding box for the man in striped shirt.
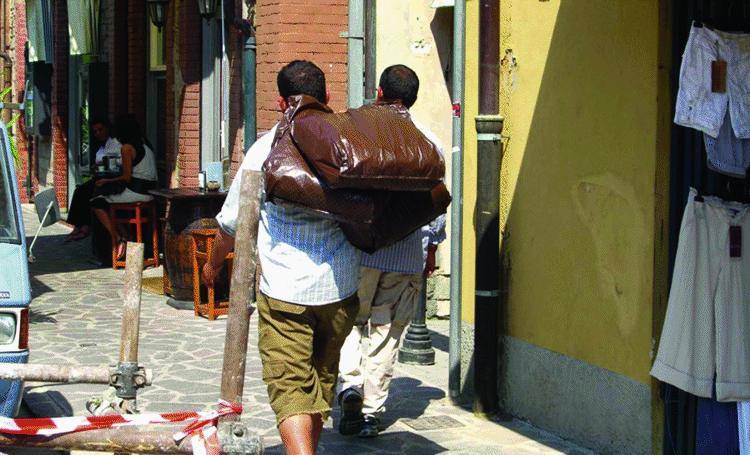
[336,65,447,438]
[205,60,361,455]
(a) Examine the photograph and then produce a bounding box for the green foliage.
[6,113,22,169]
[0,86,22,168]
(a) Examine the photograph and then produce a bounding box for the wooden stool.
[109,201,160,270]
[191,229,233,320]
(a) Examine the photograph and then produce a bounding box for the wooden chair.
[108,201,160,270]
[191,228,233,320]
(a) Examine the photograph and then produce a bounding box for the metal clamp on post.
[109,362,149,399]
[217,422,263,455]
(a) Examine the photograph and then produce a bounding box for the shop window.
[201,18,228,169]
[149,23,166,71]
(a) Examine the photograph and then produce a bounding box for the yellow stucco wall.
[376,1,454,271]
[461,0,663,384]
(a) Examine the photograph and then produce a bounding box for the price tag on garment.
[712,60,727,93]
[730,225,742,258]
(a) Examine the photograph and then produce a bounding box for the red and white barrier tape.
[0,400,241,455]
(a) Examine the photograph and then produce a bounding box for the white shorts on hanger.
[651,189,750,401]
[674,24,750,139]
[705,110,750,178]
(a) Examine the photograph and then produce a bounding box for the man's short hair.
[379,65,419,108]
[277,60,327,104]
[90,117,111,129]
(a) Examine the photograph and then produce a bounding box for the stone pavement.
[12,204,595,454]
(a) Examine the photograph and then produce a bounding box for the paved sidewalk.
[15,205,594,454]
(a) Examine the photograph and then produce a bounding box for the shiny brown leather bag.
[290,102,445,191]
[263,95,451,253]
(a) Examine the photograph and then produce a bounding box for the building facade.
[14,0,349,208]
[457,0,749,453]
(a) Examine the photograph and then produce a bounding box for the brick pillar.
[164,0,177,187]
[255,0,349,132]
[175,2,202,188]
[12,0,33,202]
[227,0,245,176]
[51,0,69,208]
[127,1,147,125]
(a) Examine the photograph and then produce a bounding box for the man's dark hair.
[90,117,111,130]
[379,65,419,108]
[277,60,327,104]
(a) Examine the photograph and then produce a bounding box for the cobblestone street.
[15,205,593,454]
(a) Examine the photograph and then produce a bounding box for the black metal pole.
[242,26,256,148]
[474,0,501,416]
[398,276,435,365]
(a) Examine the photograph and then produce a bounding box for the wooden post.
[0,425,193,453]
[121,242,144,364]
[114,242,146,419]
[219,170,263,419]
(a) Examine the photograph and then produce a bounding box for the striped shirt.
[216,123,361,305]
[361,120,448,274]
[361,215,446,274]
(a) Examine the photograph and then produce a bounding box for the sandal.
[116,241,127,260]
[67,230,90,242]
[64,228,81,243]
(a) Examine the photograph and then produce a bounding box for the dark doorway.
[146,21,166,187]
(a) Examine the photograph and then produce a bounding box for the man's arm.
[202,228,235,286]
[204,125,277,286]
[424,214,447,277]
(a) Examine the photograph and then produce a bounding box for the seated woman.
[65,118,121,242]
[91,114,158,259]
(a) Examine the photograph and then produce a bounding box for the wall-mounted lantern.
[147,0,170,29]
[197,0,219,19]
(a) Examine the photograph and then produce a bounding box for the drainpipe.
[346,0,364,108]
[220,0,229,159]
[241,3,256,147]
[363,0,376,103]
[448,0,466,403]
[474,0,502,415]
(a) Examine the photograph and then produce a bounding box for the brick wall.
[164,1,177,187]
[255,0,349,132]
[174,2,202,188]
[12,0,33,202]
[51,0,69,208]
[164,1,349,188]
[227,1,246,176]
[127,1,147,126]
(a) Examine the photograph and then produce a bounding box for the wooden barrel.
[163,203,221,302]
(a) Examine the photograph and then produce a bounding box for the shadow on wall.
[499,0,655,359]
[466,0,660,453]
[430,7,455,95]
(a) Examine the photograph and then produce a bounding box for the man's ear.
[376,86,384,102]
[325,89,331,105]
[277,96,288,112]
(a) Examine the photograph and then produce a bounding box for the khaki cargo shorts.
[257,292,359,425]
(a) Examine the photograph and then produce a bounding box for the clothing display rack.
[666,1,750,454]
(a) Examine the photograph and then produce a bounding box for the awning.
[25,0,53,63]
[430,0,455,8]
[66,0,100,56]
